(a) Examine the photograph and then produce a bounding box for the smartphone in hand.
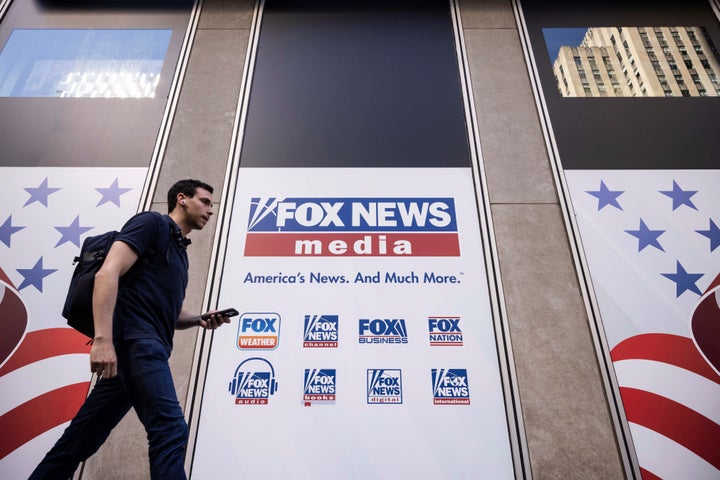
[201,308,239,320]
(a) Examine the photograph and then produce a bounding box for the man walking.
[30,179,231,479]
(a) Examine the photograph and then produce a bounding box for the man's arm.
[90,240,138,379]
[176,309,232,330]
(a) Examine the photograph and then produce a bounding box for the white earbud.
[181,200,186,205]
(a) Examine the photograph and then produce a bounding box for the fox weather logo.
[228,358,278,405]
[237,312,280,350]
[358,318,408,344]
[303,315,339,348]
[431,368,470,405]
[303,369,336,406]
[367,369,403,404]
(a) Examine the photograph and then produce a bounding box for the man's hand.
[199,310,233,330]
[90,337,117,378]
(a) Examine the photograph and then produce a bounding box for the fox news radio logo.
[428,316,463,346]
[304,314,339,348]
[367,369,403,404]
[431,369,470,405]
[244,197,459,257]
[228,358,278,405]
[359,318,408,344]
[237,312,280,350]
[303,369,336,406]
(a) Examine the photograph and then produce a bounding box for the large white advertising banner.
[191,168,514,479]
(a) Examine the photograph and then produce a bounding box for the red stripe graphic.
[0,382,90,459]
[691,274,720,374]
[0,328,92,377]
[639,467,662,480]
[620,387,720,470]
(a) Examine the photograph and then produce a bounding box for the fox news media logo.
[303,314,339,348]
[431,369,470,405]
[358,318,408,344]
[237,312,280,350]
[367,369,403,404]
[428,316,463,346]
[244,197,460,257]
[303,369,336,406]
[228,358,278,405]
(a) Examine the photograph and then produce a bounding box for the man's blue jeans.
[29,338,189,479]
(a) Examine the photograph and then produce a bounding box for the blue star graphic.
[0,215,25,247]
[586,180,624,211]
[625,219,665,252]
[696,218,720,252]
[55,215,93,248]
[24,177,61,207]
[16,257,58,292]
[659,180,698,211]
[661,261,703,297]
[96,178,132,207]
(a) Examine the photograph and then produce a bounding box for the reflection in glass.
[544,27,720,97]
[0,29,172,98]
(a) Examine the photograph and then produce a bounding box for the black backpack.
[62,213,171,339]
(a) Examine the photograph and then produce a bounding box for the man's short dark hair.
[167,179,214,212]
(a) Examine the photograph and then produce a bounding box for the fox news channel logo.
[431,368,470,405]
[359,318,408,344]
[228,358,278,405]
[237,312,280,350]
[428,316,463,346]
[367,369,403,404]
[244,197,460,257]
[303,368,336,406]
[304,314,339,348]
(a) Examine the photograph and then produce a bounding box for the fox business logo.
[367,369,403,404]
[358,318,408,344]
[244,197,460,257]
[303,369,336,406]
[237,312,280,350]
[431,369,470,405]
[428,316,463,346]
[303,314,338,348]
[228,358,278,405]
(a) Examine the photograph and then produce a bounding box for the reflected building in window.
[552,26,720,97]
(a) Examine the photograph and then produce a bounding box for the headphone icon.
[228,357,278,396]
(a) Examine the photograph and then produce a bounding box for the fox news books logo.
[244,197,459,257]
[303,369,336,406]
[431,368,470,405]
[228,358,278,405]
[428,316,463,346]
[303,314,339,348]
[237,312,280,350]
[367,369,403,404]
[358,318,408,344]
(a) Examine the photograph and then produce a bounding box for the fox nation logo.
[367,369,403,404]
[303,315,338,348]
[431,369,470,405]
[228,358,278,405]
[303,369,336,406]
[428,316,463,346]
[237,312,280,350]
[358,318,408,344]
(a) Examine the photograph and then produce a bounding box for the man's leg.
[119,339,188,480]
[28,376,132,480]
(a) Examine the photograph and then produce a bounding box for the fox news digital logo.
[303,369,336,406]
[303,315,338,348]
[428,316,463,346]
[367,369,403,404]
[237,312,280,350]
[358,318,408,344]
[431,369,470,405]
[228,358,278,405]
[244,197,459,257]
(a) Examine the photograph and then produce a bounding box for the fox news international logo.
[237,312,280,350]
[428,316,463,346]
[228,358,278,405]
[431,368,470,405]
[244,197,459,257]
[358,318,408,344]
[367,369,403,404]
[303,314,339,348]
[303,368,336,406]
